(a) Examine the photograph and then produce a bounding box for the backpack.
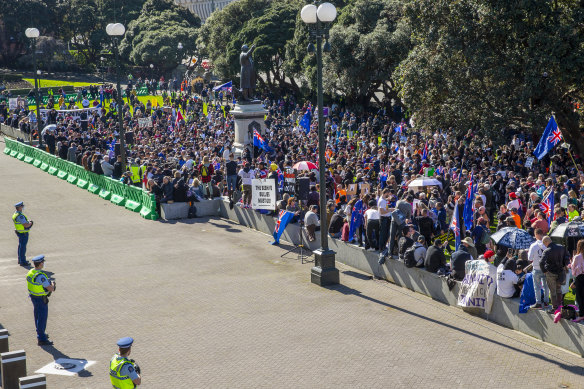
[404,246,417,268]
[188,205,197,218]
[479,227,491,245]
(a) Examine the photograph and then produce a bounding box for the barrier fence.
[3,138,158,220]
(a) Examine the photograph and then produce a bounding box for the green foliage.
[119,0,201,70]
[324,0,411,106]
[198,0,271,82]
[395,0,584,153]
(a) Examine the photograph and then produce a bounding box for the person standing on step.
[13,201,33,266]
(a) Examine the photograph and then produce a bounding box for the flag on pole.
[450,202,461,251]
[394,123,405,133]
[253,130,273,153]
[533,116,562,160]
[175,110,184,129]
[463,174,476,231]
[422,142,428,161]
[348,199,364,242]
[213,81,232,92]
[540,189,555,225]
[299,108,312,134]
[272,210,294,245]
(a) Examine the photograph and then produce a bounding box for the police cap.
[117,337,134,348]
[32,255,45,263]
[14,201,24,208]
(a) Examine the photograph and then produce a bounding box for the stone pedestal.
[311,249,339,286]
[232,102,266,156]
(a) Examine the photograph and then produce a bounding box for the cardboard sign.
[359,182,370,195]
[251,179,276,210]
[525,157,534,168]
[346,183,357,195]
[458,260,497,313]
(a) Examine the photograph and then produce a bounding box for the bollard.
[0,329,8,353]
[1,350,27,389]
[19,374,46,389]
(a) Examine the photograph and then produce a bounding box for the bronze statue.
[239,44,256,101]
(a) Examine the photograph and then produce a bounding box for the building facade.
[174,0,236,22]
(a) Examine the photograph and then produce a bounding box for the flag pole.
[553,114,579,171]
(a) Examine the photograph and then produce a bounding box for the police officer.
[13,201,33,266]
[26,255,55,346]
[110,337,142,388]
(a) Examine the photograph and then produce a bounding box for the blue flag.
[253,130,273,153]
[272,210,294,245]
[213,81,232,92]
[540,189,554,225]
[450,202,461,251]
[422,142,428,161]
[533,116,562,160]
[299,108,311,134]
[463,174,476,232]
[348,199,364,242]
[519,273,536,313]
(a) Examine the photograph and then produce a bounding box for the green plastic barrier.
[110,179,126,206]
[86,171,101,194]
[99,176,115,200]
[140,192,159,220]
[76,168,89,189]
[66,161,78,184]
[4,138,14,154]
[40,152,50,171]
[24,146,35,164]
[31,147,43,167]
[124,185,143,212]
[56,159,68,179]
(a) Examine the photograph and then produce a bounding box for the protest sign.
[458,260,497,313]
[8,98,17,110]
[359,182,370,195]
[346,183,357,196]
[525,157,534,168]
[138,117,153,128]
[39,107,101,122]
[283,168,296,195]
[252,179,276,210]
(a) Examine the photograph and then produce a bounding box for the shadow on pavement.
[328,283,584,375]
[40,345,93,378]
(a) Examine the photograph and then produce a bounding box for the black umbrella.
[550,221,584,239]
[490,227,535,249]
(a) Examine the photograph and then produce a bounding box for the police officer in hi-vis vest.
[26,255,55,346]
[13,201,33,266]
[110,337,142,388]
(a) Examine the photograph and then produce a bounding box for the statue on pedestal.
[239,44,256,101]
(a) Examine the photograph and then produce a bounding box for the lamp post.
[301,2,339,286]
[106,22,127,173]
[25,28,42,147]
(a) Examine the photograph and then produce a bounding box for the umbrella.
[408,177,442,189]
[293,161,318,171]
[490,227,535,249]
[41,124,57,136]
[550,221,584,239]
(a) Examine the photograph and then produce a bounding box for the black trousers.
[574,274,584,317]
[366,219,380,251]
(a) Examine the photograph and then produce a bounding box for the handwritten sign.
[283,168,296,195]
[525,157,534,168]
[137,117,153,128]
[346,183,357,196]
[458,260,497,313]
[252,179,276,210]
[359,182,370,195]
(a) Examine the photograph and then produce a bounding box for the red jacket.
[199,164,214,183]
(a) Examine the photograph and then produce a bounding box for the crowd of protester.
[1,77,583,322]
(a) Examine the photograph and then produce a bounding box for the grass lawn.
[28,94,166,113]
[23,78,96,88]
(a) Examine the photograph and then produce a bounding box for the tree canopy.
[119,0,201,71]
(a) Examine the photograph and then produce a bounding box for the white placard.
[39,107,101,122]
[252,178,276,210]
[138,117,153,128]
[525,157,534,168]
[457,260,497,314]
[8,98,17,110]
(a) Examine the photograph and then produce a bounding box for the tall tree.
[119,0,201,70]
[324,0,411,107]
[395,0,584,154]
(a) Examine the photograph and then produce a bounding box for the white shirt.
[528,239,545,270]
[238,168,254,186]
[496,264,518,298]
[377,197,390,217]
[365,209,380,220]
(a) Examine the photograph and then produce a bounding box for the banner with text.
[283,168,297,195]
[457,260,497,314]
[252,179,276,210]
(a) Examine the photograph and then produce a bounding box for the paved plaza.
[0,139,583,388]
